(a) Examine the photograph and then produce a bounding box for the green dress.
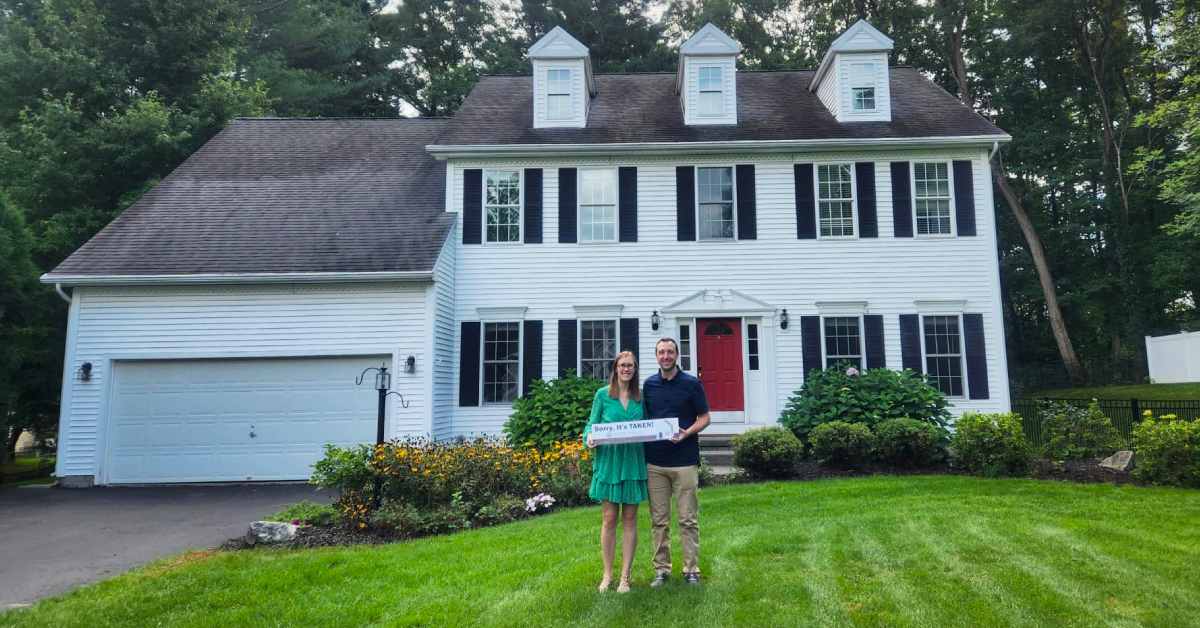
[583,386,649,504]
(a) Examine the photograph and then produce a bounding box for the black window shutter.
[963,313,990,399]
[557,319,577,378]
[953,160,977,236]
[463,169,482,244]
[618,167,638,242]
[899,314,922,373]
[558,168,577,243]
[891,162,913,238]
[801,315,822,375]
[856,162,878,238]
[795,164,816,239]
[524,168,542,243]
[676,166,696,241]
[736,164,757,240]
[864,314,885,369]
[619,318,640,359]
[458,321,481,406]
[522,320,542,396]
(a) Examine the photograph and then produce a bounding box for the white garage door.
[106,355,388,484]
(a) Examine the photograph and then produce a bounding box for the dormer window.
[698,67,724,116]
[852,86,875,111]
[546,69,572,121]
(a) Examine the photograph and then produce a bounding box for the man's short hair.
[655,337,680,353]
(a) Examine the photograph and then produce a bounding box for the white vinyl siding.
[697,166,735,240]
[913,162,954,236]
[532,58,588,128]
[579,169,617,242]
[817,164,855,238]
[579,319,617,380]
[431,234,457,440]
[482,322,521,403]
[485,170,521,243]
[682,56,737,125]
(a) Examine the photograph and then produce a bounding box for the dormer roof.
[679,22,743,56]
[810,20,894,91]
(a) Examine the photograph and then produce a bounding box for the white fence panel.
[1146,332,1200,383]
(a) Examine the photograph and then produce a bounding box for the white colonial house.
[43,21,1011,486]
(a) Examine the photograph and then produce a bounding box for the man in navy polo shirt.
[643,337,711,586]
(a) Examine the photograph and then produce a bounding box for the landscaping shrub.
[779,367,950,442]
[1039,400,1123,460]
[473,495,529,526]
[1132,411,1200,487]
[731,427,803,478]
[809,421,875,466]
[873,418,949,467]
[268,500,337,526]
[504,371,605,450]
[310,443,373,496]
[950,412,1032,477]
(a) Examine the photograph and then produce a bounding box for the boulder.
[246,521,298,545]
[1099,450,1134,473]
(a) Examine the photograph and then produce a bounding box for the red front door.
[697,318,744,411]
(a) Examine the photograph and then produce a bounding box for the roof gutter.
[40,270,435,287]
[426,134,1012,159]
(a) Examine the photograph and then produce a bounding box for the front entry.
[696,318,744,412]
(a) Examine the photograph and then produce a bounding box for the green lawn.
[0,455,54,486]
[4,476,1199,627]
[1029,382,1200,400]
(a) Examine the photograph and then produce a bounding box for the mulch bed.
[221,524,395,551]
[1029,458,1134,485]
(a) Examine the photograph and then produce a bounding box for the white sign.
[590,418,680,445]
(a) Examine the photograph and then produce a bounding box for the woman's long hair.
[607,350,641,401]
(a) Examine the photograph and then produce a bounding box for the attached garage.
[105,356,387,484]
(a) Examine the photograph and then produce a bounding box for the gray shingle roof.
[48,118,452,278]
[435,68,1004,146]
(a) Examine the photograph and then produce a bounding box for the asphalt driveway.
[0,483,331,609]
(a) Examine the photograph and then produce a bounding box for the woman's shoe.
[597,577,612,592]
[616,579,631,593]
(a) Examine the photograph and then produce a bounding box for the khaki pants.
[647,463,699,575]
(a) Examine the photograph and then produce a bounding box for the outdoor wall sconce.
[651,310,661,331]
[78,361,92,382]
[780,309,789,330]
[405,355,416,373]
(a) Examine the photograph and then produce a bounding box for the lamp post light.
[357,365,410,508]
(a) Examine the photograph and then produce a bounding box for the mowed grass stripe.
[3,477,1199,628]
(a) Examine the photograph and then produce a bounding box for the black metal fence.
[1011,398,1200,448]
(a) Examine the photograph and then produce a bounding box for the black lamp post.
[357,365,410,507]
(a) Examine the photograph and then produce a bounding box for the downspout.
[990,139,1000,160]
[55,283,72,304]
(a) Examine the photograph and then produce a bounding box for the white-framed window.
[698,66,724,116]
[816,163,856,238]
[546,68,572,121]
[747,323,760,371]
[921,314,965,397]
[852,87,876,111]
[822,316,863,370]
[485,169,521,243]
[578,169,617,242]
[697,166,735,240]
[913,162,954,236]
[579,319,617,380]
[678,323,692,371]
[482,321,521,403]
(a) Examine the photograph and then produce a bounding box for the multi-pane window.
[485,170,521,243]
[698,67,723,116]
[579,169,617,242]
[547,69,572,121]
[923,315,964,397]
[852,87,875,111]
[679,324,692,371]
[914,162,952,235]
[697,166,734,240]
[747,323,760,371]
[817,164,855,237]
[823,317,862,370]
[483,322,520,403]
[580,320,617,380]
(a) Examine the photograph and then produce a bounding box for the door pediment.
[662,289,776,316]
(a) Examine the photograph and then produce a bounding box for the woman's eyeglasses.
[617,364,636,370]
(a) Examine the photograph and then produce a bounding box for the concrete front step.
[700,448,734,466]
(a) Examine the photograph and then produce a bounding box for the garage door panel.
[106,356,387,483]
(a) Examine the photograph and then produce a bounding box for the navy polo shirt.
[642,369,710,467]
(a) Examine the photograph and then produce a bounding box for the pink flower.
[845,367,860,376]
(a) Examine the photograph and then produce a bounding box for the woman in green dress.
[583,350,648,593]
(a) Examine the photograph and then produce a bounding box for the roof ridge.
[232,116,452,121]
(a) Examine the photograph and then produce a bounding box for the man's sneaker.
[650,572,669,588]
[684,572,701,585]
